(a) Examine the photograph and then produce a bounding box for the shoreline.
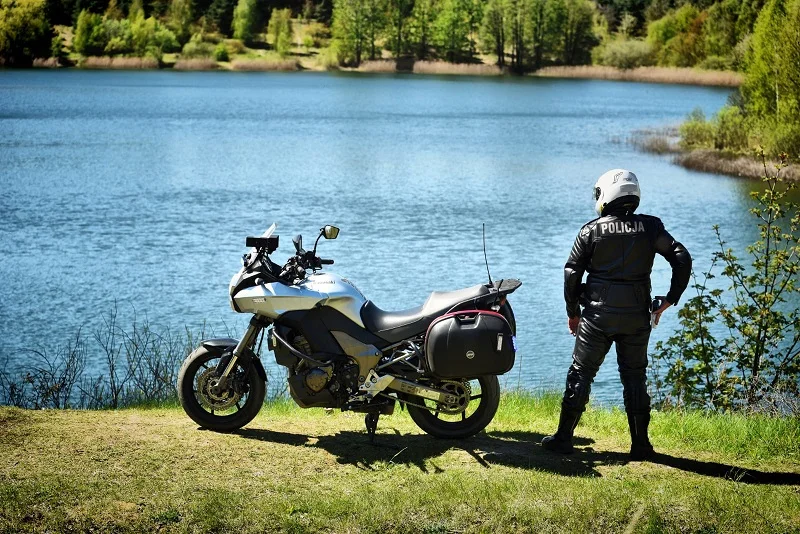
[27,58,743,86]
[625,129,800,180]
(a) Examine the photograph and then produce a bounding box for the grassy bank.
[1,393,798,533]
[533,66,743,87]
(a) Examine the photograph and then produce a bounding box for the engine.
[284,335,360,408]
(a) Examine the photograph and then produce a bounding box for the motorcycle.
[177,223,521,440]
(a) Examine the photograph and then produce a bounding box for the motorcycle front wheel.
[177,346,265,432]
[406,375,500,439]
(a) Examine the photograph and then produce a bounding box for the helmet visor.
[593,187,601,201]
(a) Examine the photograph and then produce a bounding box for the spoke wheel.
[178,346,265,432]
[407,375,500,439]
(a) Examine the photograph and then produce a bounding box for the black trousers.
[562,306,652,415]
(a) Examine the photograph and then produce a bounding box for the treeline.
[0,0,773,70]
[676,0,799,158]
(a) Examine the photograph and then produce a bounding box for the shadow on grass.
[234,426,800,485]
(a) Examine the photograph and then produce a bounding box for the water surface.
[0,70,746,404]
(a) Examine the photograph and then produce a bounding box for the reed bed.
[81,56,159,69]
[32,57,62,68]
[173,58,219,71]
[231,58,300,71]
[534,65,742,87]
[356,60,399,73]
[412,60,503,76]
[675,150,800,180]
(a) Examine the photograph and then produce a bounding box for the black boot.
[627,412,654,460]
[541,408,582,454]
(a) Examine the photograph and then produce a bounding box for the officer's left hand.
[652,299,673,326]
[568,316,580,336]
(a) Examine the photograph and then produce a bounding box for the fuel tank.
[232,272,368,326]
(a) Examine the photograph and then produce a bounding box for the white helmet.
[593,168,641,216]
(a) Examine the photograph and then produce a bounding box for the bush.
[181,34,214,57]
[713,105,748,152]
[225,38,245,54]
[679,108,715,149]
[653,151,800,410]
[595,39,655,69]
[697,55,734,71]
[213,42,228,61]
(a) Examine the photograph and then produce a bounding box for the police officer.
[541,169,691,460]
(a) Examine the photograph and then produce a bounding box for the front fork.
[214,315,268,390]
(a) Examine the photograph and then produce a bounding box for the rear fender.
[199,338,267,382]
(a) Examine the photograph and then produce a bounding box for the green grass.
[1,393,798,533]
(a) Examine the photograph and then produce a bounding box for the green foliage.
[331,0,384,64]
[742,0,800,156]
[409,0,438,59]
[168,0,192,45]
[231,0,258,43]
[701,0,737,60]
[51,32,67,60]
[646,4,705,67]
[433,0,472,62]
[479,0,507,66]
[130,12,179,59]
[212,41,228,60]
[73,10,104,55]
[181,32,214,57]
[654,152,800,410]
[594,37,654,69]
[267,8,293,57]
[679,108,715,149]
[560,0,597,65]
[0,0,52,66]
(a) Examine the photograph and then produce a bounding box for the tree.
[742,0,800,155]
[386,0,413,57]
[409,0,438,59]
[231,0,258,42]
[480,0,507,66]
[506,0,529,71]
[363,0,385,60]
[0,0,51,66]
[267,7,293,56]
[168,0,192,45]
[560,0,596,65]
[434,0,471,62]
[331,0,367,65]
[206,0,236,35]
[73,9,105,55]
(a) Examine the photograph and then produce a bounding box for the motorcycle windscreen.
[424,311,516,379]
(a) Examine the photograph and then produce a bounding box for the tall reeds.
[231,58,300,71]
[534,66,742,87]
[81,56,160,69]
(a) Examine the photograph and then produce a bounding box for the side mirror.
[323,225,340,240]
[293,234,303,252]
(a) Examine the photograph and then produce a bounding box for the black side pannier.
[424,310,516,379]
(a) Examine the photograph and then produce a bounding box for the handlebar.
[320,258,334,265]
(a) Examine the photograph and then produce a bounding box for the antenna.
[483,223,493,287]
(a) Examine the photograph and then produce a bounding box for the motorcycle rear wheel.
[178,346,265,432]
[406,375,500,439]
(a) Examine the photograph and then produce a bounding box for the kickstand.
[365,413,379,443]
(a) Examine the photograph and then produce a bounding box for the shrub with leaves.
[653,150,800,411]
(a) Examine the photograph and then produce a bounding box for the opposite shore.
[28,57,743,88]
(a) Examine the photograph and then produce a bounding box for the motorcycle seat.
[360,284,491,343]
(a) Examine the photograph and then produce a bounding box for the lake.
[0,70,748,405]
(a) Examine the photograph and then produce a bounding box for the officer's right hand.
[568,316,580,336]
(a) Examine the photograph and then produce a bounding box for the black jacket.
[564,212,692,317]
